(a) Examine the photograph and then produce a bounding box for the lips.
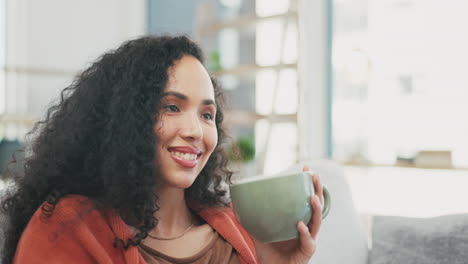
[167,146,202,168]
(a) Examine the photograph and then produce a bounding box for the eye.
[202,113,214,120]
[164,105,180,112]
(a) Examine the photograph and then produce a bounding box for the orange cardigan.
[13,195,258,264]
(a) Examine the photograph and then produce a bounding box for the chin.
[177,180,197,190]
[167,171,199,189]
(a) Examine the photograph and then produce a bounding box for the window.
[332,0,468,169]
[0,0,5,115]
[196,0,300,177]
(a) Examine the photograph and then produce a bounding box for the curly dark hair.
[0,35,233,263]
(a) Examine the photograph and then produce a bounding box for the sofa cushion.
[369,213,468,264]
[0,188,7,260]
[281,160,369,264]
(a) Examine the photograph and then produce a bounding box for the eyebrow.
[161,91,216,107]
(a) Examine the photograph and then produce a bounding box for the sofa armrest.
[282,160,369,264]
[369,213,468,264]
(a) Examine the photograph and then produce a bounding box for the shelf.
[224,110,297,126]
[0,115,37,126]
[3,66,77,77]
[211,63,297,76]
[199,11,298,35]
[1,112,298,128]
[343,161,468,171]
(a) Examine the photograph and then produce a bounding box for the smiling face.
[154,55,218,190]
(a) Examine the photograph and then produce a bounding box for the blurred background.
[1,0,468,219]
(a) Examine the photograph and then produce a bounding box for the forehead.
[165,55,215,100]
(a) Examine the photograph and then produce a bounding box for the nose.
[180,112,203,140]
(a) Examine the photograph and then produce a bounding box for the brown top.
[137,232,240,264]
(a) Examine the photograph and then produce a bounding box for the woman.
[0,35,324,264]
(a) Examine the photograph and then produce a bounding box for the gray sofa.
[301,159,468,264]
[0,188,7,260]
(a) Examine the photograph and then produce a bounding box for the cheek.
[205,126,218,154]
[154,121,171,156]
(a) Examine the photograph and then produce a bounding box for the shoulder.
[48,194,97,217]
[28,194,103,231]
[13,195,127,263]
[16,194,106,246]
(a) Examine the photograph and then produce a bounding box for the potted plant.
[228,136,255,180]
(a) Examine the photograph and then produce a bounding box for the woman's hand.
[253,165,324,264]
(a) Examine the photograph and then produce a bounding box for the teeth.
[172,151,197,161]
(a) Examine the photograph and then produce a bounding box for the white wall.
[5,0,146,121]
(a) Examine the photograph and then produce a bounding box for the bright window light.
[256,121,297,175]
[256,69,297,115]
[333,0,468,168]
[0,0,5,114]
[256,0,289,17]
[256,18,283,66]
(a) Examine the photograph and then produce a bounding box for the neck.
[152,185,197,237]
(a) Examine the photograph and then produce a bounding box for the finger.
[307,195,322,240]
[312,173,324,204]
[297,221,316,258]
[302,165,311,172]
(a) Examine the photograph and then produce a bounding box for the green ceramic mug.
[229,171,331,243]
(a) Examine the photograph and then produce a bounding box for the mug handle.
[321,186,331,219]
[304,171,331,219]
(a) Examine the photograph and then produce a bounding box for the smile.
[172,151,197,161]
[167,146,202,168]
